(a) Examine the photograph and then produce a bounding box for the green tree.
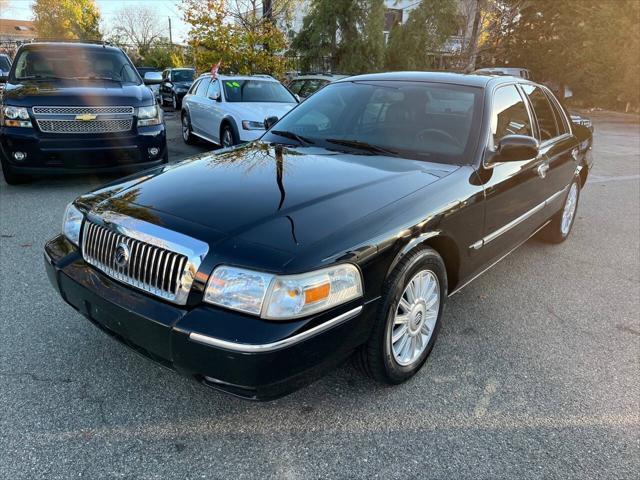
[32,0,101,40]
[291,0,385,74]
[384,0,458,71]
[497,0,640,109]
[182,0,290,77]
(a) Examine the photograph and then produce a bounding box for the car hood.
[1,80,155,107]
[223,102,296,122]
[93,143,456,254]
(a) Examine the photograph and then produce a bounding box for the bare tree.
[109,5,164,55]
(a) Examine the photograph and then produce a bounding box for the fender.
[221,116,240,142]
[385,231,443,279]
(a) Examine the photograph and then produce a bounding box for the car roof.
[17,42,123,53]
[334,71,501,88]
[290,74,349,81]
[196,73,279,83]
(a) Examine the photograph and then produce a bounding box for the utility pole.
[168,17,173,46]
[262,0,273,53]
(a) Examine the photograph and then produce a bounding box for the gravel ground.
[0,111,638,479]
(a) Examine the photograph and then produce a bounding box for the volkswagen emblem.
[114,242,130,268]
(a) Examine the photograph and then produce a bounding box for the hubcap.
[391,270,440,367]
[561,182,578,235]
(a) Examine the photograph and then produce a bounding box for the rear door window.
[521,85,559,142]
[490,85,533,146]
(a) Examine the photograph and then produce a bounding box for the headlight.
[1,106,32,127]
[137,105,162,127]
[62,203,83,246]
[242,120,265,130]
[204,264,363,319]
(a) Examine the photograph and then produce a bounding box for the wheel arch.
[220,116,240,142]
[386,232,461,295]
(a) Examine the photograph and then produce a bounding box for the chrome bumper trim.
[188,305,363,353]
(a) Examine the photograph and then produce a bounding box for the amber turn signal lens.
[304,283,330,304]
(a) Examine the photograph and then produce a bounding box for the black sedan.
[45,72,593,400]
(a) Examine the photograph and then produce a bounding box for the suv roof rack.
[28,39,113,47]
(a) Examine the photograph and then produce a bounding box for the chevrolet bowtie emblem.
[75,113,97,121]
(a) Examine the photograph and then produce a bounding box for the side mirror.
[264,116,279,130]
[493,135,539,162]
[143,72,162,85]
[209,91,221,101]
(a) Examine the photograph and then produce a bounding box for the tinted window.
[222,79,295,103]
[195,77,210,97]
[522,85,559,141]
[172,69,194,82]
[11,47,139,83]
[288,80,305,95]
[0,56,10,72]
[491,85,532,145]
[299,79,327,98]
[544,89,569,135]
[263,81,482,165]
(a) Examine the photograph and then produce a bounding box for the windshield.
[0,56,11,72]
[223,79,296,103]
[262,81,483,164]
[10,47,140,83]
[172,69,194,82]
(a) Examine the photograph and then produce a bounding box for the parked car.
[0,42,167,185]
[160,67,196,109]
[181,73,298,147]
[0,53,11,96]
[45,72,593,400]
[474,67,532,80]
[286,73,349,100]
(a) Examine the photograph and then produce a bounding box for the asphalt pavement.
[0,109,638,479]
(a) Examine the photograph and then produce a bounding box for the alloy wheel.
[222,129,233,147]
[182,116,190,141]
[391,269,440,367]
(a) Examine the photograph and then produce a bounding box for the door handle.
[537,162,550,178]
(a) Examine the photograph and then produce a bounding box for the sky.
[0,0,191,43]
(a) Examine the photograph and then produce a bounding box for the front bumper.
[44,235,374,400]
[0,124,167,175]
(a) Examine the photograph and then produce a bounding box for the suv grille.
[37,118,133,134]
[82,220,193,304]
[33,106,135,115]
[33,105,135,134]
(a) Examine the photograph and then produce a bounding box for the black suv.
[159,68,195,109]
[0,42,167,184]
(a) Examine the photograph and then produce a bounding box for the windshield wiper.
[325,138,398,156]
[271,130,315,146]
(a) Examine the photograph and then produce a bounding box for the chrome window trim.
[470,184,569,250]
[82,211,209,305]
[188,305,363,353]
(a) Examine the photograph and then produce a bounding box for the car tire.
[221,124,237,148]
[539,175,581,244]
[355,247,447,384]
[1,155,29,185]
[172,94,179,110]
[181,112,196,145]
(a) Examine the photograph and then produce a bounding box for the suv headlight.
[242,120,265,130]
[137,105,162,127]
[1,106,32,127]
[62,203,83,246]
[204,264,363,319]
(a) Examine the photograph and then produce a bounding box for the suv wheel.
[181,112,196,145]
[221,125,237,147]
[1,155,29,185]
[355,247,447,384]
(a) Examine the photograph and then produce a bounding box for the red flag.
[210,61,221,78]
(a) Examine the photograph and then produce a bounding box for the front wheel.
[539,176,581,244]
[1,155,29,185]
[181,112,196,145]
[221,125,237,148]
[172,94,180,110]
[355,247,447,384]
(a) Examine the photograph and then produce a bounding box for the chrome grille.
[37,118,133,134]
[81,217,207,305]
[33,106,134,115]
